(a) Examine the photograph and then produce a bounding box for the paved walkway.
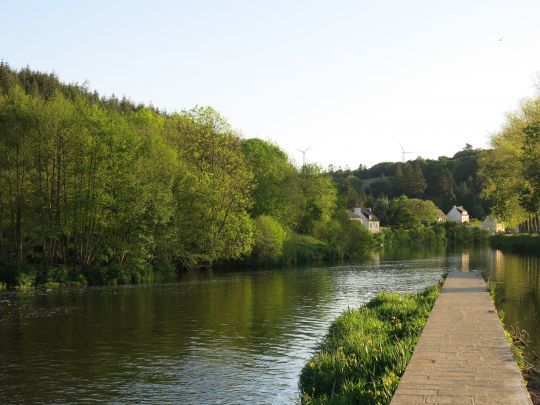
[391,271,532,405]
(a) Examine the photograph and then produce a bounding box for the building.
[447,206,470,223]
[482,215,505,233]
[436,209,447,223]
[350,207,380,233]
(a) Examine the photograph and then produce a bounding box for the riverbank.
[381,222,490,247]
[487,279,540,404]
[0,263,177,289]
[299,283,442,404]
[0,223,488,289]
[490,234,540,255]
[392,272,531,404]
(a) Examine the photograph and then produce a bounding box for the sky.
[2,0,540,168]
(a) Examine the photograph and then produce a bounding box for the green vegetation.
[381,222,490,247]
[0,64,373,287]
[480,94,540,232]
[299,285,441,404]
[331,144,488,219]
[490,234,540,255]
[373,196,442,228]
[485,276,540,403]
[5,61,536,287]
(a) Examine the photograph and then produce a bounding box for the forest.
[0,63,538,286]
[330,145,488,219]
[0,63,372,286]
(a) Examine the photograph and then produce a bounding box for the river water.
[0,248,538,404]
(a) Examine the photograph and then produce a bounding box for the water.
[480,249,540,370]
[0,248,537,403]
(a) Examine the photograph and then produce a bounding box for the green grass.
[299,284,441,405]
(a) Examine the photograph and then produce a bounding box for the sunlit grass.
[299,285,441,404]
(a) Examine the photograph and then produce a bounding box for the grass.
[299,284,442,404]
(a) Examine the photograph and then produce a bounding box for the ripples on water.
[0,252,463,404]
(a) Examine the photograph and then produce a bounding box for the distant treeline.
[1,63,538,286]
[331,145,489,219]
[0,63,373,286]
[330,89,540,232]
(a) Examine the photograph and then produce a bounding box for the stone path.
[391,271,532,405]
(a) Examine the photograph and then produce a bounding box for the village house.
[350,207,380,233]
[447,206,470,223]
[436,209,447,223]
[482,215,505,233]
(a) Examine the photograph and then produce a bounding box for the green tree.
[480,96,540,228]
[387,196,421,228]
[393,162,427,198]
[240,138,303,229]
[251,215,287,264]
[298,164,337,235]
[403,198,441,224]
[164,107,254,266]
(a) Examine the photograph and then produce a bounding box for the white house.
[447,206,470,223]
[350,207,380,233]
[482,215,505,233]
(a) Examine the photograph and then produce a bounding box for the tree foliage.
[0,63,347,284]
[480,96,540,228]
[331,146,488,218]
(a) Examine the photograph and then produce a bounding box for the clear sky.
[2,0,540,168]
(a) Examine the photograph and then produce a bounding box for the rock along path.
[391,271,532,405]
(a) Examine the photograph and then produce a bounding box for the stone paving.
[391,271,532,405]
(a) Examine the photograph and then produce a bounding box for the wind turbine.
[297,145,311,166]
[399,143,413,163]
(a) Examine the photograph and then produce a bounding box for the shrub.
[251,215,287,264]
[282,235,335,265]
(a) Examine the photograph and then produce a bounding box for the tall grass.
[299,285,441,404]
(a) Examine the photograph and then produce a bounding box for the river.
[0,247,538,403]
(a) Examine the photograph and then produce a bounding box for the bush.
[318,211,376,262]
[382,223,489,248]
[251,215,287,264]
[281,235,336,266]
[299,285,441,404]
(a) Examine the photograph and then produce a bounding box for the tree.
[164,107,254,266]
[393,162,427,198]
[240,138,303,229]
[480,96,540,229]
[403,198,441,224]
[251,215,287,264]
[297,164,337,235]
[387,196,421,228]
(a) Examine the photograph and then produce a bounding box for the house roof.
[452,206,468,215]
[351,207,379,222]
[437,209,447,218]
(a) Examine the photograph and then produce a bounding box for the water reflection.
[461,250,470,272]
[1,248,527,404]
[478,249,540,369]
[0,250,467,403]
